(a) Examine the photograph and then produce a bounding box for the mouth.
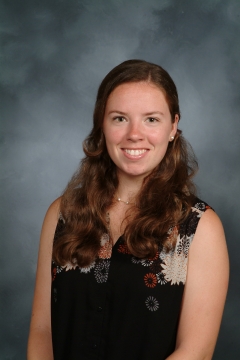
[123,149,147,156]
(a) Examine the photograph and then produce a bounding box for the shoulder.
[179,198,228,264]
[45,196,62,220]
[188,202,228,277]
[43,197,62,227]
[188,197,226,253]
[191,198,213,217]
[40,197,62,247]
[178,198,212,240]
[189,197,224,242]
[193,207,226,251]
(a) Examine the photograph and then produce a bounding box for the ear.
[170,114,179,137]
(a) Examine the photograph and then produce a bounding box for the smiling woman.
[103,82,178,180]
[27,60,229,360]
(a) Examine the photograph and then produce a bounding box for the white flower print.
[159,248,174,261]
[145,296,159,311]
[192,206,204,218]
[62,258,78,271]
[140,259,153,267]
[79,261,95,274]
[59,212,65,223]
[94,260,110,283]
[100,233,109,246]
[56,265,63,274]
[131,257,141,264]
[161,251,188,285]
[194,202,205,211]
[159,248,167,261]
[159,205,206,285]
[156,272,167,285]
[181,235,192,258]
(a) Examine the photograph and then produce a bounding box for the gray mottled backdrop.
[1,0,240,359]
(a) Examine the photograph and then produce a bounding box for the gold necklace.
[116,194,136,205]
[117,197,131,205]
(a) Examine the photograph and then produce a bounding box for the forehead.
[105,81,169,112]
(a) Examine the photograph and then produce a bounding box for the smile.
[124,149,147,156]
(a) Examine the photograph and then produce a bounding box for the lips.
[124,149,147,156]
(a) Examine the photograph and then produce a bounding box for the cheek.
[104,129,123,145]
[149,131,170,145]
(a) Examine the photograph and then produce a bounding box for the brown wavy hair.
[53,59,198,267]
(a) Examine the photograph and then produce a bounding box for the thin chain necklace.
[117,197,131,205]
[116,194,136,205]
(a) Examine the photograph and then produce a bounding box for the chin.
[124,170,149,178]
[117,166,151,178]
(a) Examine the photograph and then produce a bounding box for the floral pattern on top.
[79,261,95,274]
[52,231,112,282]
[156,272,167,285]
[99,233,112,259]
[145,296,159,311]
[52,200,211,313]
[62,258,78,271]
[118,244,131,254]
[161,246,188,285]
[94,260,110,283]
[144,273,158,288]
[140,259,154,267]
[128,203,211,288]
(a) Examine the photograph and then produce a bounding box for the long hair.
[53,60,198,267]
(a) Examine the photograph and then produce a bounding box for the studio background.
[1,0,240,359]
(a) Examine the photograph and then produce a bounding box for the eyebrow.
[107,110,165,116]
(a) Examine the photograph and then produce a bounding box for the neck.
[116,172,143,202]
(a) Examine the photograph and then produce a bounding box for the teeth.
[124,149,147,156]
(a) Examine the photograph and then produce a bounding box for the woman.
[27,60,229,360]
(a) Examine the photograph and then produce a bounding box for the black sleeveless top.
[51,200,211,360]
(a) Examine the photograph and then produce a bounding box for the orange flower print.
[144,273,157,288]
[118,244,131,254]
[148,252,159,261]
[99,240,112,259]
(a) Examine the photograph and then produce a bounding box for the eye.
[113,116,126,122]
[146,117,158,123]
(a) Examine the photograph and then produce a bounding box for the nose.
[126,120,144,142]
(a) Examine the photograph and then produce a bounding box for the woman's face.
[102,81,178,181]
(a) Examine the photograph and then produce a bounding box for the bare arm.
[27,198,61,360]
[166,209,229,360]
